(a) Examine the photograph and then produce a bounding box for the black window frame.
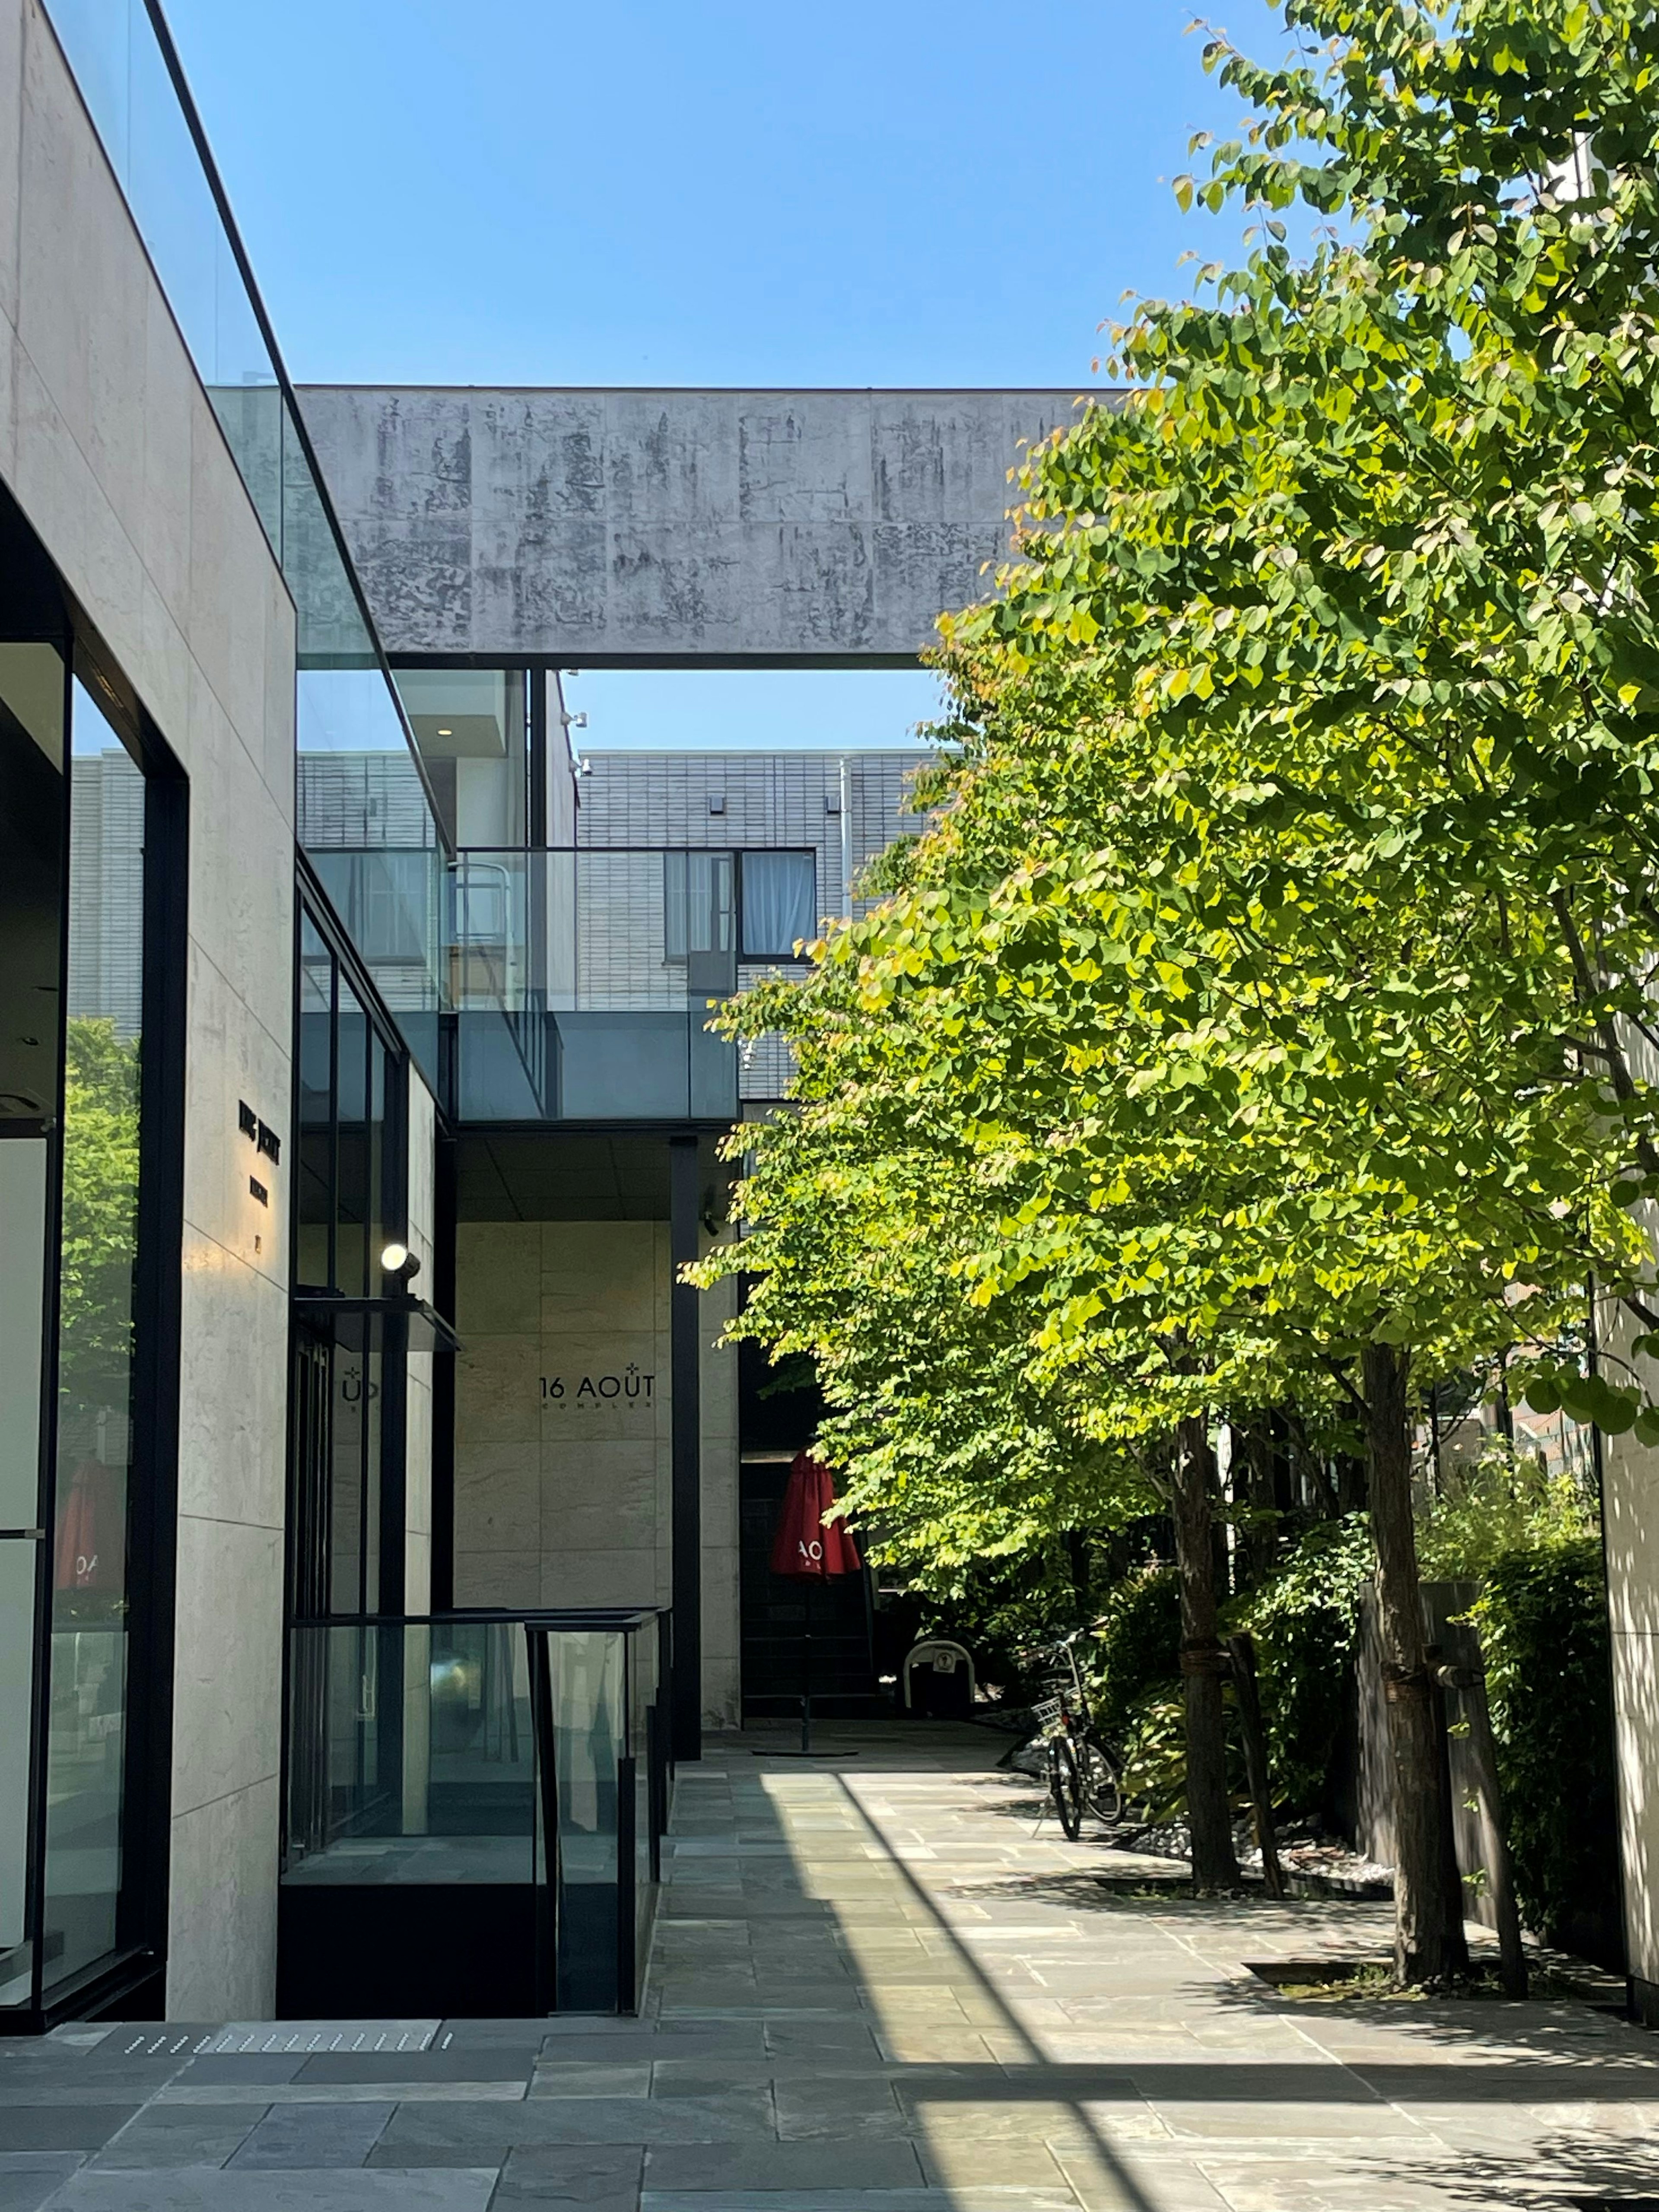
[0,479,190,2033]
[286,866,414,1627]
[735,849,817,964]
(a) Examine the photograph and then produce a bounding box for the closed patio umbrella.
[766,1452,861,1756]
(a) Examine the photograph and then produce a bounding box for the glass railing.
[282,1609,669,2017]
[38,0,445,857]
[308,848,773,1120]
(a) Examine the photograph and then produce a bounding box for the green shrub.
[1417,1438,1595,1581]
[1240,1514,1373,1814]
[1469,1536,1619,1946]
[1118,1689,1195,1819]
[1086,1564,1181,1740]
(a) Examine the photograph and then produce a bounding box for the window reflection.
[290,901,403,1618]
[44,680,145,1990]
[0,640,67,2011]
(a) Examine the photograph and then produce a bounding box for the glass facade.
[391,670,529,850]
[39,0,447,867]
[291,897,409,1621]
[42,683,147,1991]
[0,610,179,2023]
[0,641,68,2014]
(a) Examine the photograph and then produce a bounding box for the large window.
[0,641,69,2013]
[663,852,734,963]
[663,850,815,966]
[0,606,183,2022]
[291,896,408,1620]
[296,913,400,1301]
[43,680,147,1990]
[738,851,815,961]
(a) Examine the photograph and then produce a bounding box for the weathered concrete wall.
[297,386,1093,664]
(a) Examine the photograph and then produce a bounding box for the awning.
[291,1293,462,1355]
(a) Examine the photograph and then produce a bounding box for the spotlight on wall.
[379,1241,421,1285]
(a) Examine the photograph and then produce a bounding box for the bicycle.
[1019,1627,1125,1840]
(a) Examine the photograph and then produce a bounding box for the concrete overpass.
[297,385,1094,665]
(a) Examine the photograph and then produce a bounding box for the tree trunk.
[1437,1658,1527,1997]
[1172,1416,1239,1894]
[1362,1342,1467,1986]
[1227,1630,1285,1898]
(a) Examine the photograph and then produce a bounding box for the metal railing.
[302,847,807,1119]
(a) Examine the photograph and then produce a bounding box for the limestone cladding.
[453,1218,739,1729]
[0,0,298,2013]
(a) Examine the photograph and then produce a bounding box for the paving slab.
[0,2111,141,2155]
[0,2159,84,2212]
[18,1720,1659,2212]
[229,2103,395,2169]
[44,2173,496,2211]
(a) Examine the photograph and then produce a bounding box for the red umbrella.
[769,1452,861,1580]
[54,1461,125,1598]
[765,1453,862,1757]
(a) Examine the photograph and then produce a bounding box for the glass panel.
[553,1629,622,2010]
[0,644,67,1129]
[362,1347,382,1618]
[285,1621,535,1883]
[40,0,445,856]
[0,1144,49,1530]
[296,916,334,1294]
[664,852,734,962]
[0,1540,39,2009]
[335,979,368,1298]
[296,671,439,852]
[43,681,145,1991]
[368,1033,387,1292]
[41,0,282,545]
[283,1614,659,2014]
[328,1346,368,1618]
[0,641,65,2010]
[739,851,815,959]
[291,849,754,1123]
[392,670,528,850]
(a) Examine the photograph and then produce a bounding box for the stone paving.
[3,1719,1658,2209]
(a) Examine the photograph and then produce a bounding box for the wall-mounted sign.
[541,1367,655,1406]
[237,1099,281,1164]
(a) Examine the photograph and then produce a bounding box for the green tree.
[58,1015,141,1433]
[702,0,1659,1974]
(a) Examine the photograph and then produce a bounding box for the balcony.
[305,848,800,1124]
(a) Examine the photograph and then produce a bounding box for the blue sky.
[166,0,1271,388]
[164,0,1280,747]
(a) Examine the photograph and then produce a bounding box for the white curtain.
[740,852,814,958]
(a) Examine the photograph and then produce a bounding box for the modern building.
[6,0,1657,2040]
[0,0,1081,2028]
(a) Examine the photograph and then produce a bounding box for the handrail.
[290,1606,667,1628]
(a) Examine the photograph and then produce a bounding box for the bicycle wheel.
[1049,1737,1085,1840]
[1079,1737,1123,1825]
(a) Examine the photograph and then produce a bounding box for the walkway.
[2,1720,1656,2210]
